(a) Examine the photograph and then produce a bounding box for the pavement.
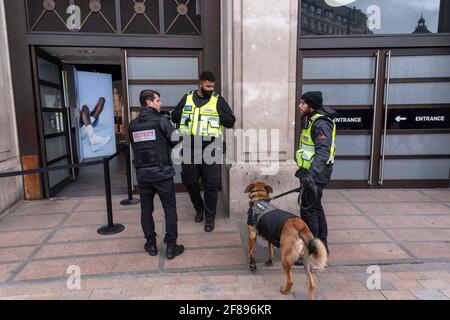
[0,189,449,300]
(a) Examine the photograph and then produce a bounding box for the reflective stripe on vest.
[179,91,222,137]
[296,113,336,170]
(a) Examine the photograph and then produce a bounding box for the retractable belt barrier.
[0,145,140,236]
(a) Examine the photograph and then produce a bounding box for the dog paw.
[265,260,273,267]
[280,287,290,295]
[249,263,257,273]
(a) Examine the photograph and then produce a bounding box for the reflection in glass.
[40,86,63,109]
[43,112,65,135]
[300,0,449,36]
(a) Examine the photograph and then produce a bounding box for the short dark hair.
[200,71,216,82]
[140,90,160,107]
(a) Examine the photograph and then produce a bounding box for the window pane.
[383,159,450,180]
[75,0,116,33]
[128,57,199,80]
[300,0,449,36]
[38,57,60,85]
[43,112,65,135]
[385,134,450,156]
[48,159,69,188]
[26,0,71,32]
[129,84,197,107]
[302,84,374,105]
[164,0,202,35]
[46,136,68,162]
[303,57,376,79]
[120,0,160,34]
[40,86,63,109]
[388,83,450,105]
[331,160,369,180]
[390,56,450,78]
[336,135,371,156]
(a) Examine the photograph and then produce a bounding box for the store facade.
[2,0,450,216]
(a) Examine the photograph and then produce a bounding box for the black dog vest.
[247,200,297,248]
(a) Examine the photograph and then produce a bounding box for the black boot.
[204,218,215,233]
[144,237,158,256]
[166,243,185,260]
[195,209,204,223]
[294,258,303,266]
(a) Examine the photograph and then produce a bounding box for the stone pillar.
[0,0,23,214]
[221,0,300,216]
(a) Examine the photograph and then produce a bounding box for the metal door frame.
[296,47,450,188]
[31,46,72,197]
[121,48,204,192]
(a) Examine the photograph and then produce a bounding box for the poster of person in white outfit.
[76,71,117,161]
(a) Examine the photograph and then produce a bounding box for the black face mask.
[201,89,214,98]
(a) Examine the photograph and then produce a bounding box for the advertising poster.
[76,71,117,161]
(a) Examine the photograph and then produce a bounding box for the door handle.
[379,50,392,186]
[368,50,381,186]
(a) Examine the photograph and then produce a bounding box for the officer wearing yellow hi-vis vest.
[172,71,236,232]
[295,91,336,258]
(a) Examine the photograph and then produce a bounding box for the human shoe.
[204,218,215,233]
[166,244,185,260]
[144,238,158,256]
[195,209,204,223]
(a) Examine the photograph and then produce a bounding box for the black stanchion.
[97,157,125,235]
[120,145,140,206]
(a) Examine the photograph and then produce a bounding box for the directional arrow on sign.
[395,116,407,123]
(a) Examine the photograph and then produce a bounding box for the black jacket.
[297,106,337,185]
[128,107,177,184]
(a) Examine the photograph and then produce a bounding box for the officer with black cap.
[128,90,184,260]
[295,91,337,257]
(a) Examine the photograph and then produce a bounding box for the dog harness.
[247,200,297,248]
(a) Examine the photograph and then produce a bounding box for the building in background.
[1,0,450,216]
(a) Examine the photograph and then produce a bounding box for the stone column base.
[227,161,301,216]
[0,159,23,215]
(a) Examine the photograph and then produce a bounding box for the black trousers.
[300,184,328,250]
[139,178,178,245]
[181,163,221,221]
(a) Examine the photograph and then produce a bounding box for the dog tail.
[294,220,328,269]
[307,239,328,270]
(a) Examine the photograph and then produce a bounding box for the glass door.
[378,48,450,188]
[298,48,450,188]
[122,49,202,189]
[299,49,380,188]
[32,48,72,197]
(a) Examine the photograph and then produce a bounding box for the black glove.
[300,174,316,192]
[298,173,318,209]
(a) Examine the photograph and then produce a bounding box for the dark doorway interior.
[38,46,128,198]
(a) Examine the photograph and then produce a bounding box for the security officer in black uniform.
[172,71,236,232]
[128,90,184,260]
[295,91,337,256]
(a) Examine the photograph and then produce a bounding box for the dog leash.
[270,187,302,200]
[270,186,318,210]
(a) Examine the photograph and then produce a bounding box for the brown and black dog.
[245,181,328,300]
